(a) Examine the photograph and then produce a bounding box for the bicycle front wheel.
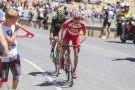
[55,48,60,77]
[65,54,73,87]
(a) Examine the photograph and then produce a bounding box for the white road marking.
[35,33,135,58]
[82,44,135,58]
[35,33,134,58]
[22,58,62,90]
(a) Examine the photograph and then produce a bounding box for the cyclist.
[58,10,88,78]
[50,8,67,52]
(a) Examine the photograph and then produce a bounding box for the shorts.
[62,34,80,49]
[53,30,59,37]
[103,20,111,27]
[0,54,21,82]
[38,16,44,21]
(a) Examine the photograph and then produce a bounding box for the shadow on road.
[36,81,54,86]
[36,79,73,88]
[106,41,132,44]
[112,58,135,62]
[28,70,60,78]
[28,72,44,76]
[29,71,72,88]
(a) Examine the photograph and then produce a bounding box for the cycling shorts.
[62,34,80,49]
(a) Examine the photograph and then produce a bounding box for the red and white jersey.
[61,20,86,38]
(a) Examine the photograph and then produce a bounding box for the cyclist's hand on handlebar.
[49,36,53,40]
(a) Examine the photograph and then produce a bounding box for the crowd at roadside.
[0,0,135,38]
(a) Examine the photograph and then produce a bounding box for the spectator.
[28,7,34,28]
[24,0,28,10]
[5,0,10,10]
[0,26,8,57]
[37,5,44,29]
[0,5,4,20]
[43,6,49,30]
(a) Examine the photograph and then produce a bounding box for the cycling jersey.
[51,15,67,36]
[61,20,86,48]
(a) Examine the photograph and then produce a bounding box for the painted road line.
[35,33,134,57]
[22,58,62,90]
[82,44,135,58]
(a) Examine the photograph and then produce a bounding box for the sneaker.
[73,72,77,79]
[60,58,64,69]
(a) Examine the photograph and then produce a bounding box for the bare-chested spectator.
[24,0,28,10]
[5,0,11,10]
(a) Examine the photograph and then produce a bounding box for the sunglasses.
[74,17,80,20]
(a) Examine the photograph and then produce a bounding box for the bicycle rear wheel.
[65,54,73,87]
[55,48,60,77]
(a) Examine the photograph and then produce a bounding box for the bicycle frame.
[50,37,60,76]
[61,45,79,87]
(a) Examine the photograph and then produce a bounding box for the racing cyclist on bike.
[58,10,88,78]
[50,8,67,52]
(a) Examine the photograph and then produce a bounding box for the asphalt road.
[2,26,135,90]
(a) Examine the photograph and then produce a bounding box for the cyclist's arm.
[80,24,88,44]
[50,18,55,38]
[58,20,70,42]
[58,27,64,43]
[80,30,88,44]
[50,26,54,38]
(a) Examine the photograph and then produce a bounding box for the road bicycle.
[61,44,80,87]
[50,37,60,76]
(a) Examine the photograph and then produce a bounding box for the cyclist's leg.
[51,31,58,52]
[72,37,80,78]
[60,35,70,69]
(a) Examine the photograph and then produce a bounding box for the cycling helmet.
[72,10,81,18]
[57,8,64,16]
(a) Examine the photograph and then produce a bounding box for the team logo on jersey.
[68,28,79,35]
[56,23,62,28]
[68,23,82,28]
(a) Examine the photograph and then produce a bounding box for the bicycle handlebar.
[61,45,80,47]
